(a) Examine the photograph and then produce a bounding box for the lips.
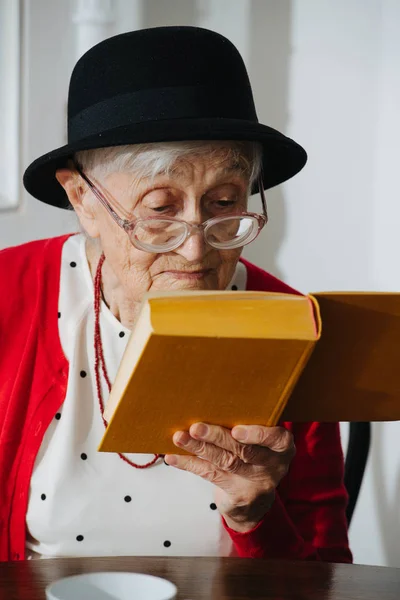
[162,269,213,279]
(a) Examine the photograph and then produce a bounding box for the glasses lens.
[131,219,187,252]
[205,216,259,249]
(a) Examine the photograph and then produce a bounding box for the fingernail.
[232,426,247,442]
[175,431,191,447]
[165,455,178,466]
[193,423,209,438]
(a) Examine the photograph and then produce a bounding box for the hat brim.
[23,117,307,209]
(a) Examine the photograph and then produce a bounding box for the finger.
[189,423,244,455]
[164,453,232,488]
[173,431,268,473]
[232,425,295,455]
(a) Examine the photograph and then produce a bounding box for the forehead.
[164,161,248,182]
[93,143,254,196]
[150,149,252,185]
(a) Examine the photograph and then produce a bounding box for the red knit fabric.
[0,235,352,562]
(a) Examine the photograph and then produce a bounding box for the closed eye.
[151,206,173,213]
[216,200,236,207]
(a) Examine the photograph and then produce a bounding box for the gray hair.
[75,141,263,190]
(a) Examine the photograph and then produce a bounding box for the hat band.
[68,84,257,141]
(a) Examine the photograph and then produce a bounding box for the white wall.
[1,0,399,567]
[0,0,77,248]
[274,0,400,568]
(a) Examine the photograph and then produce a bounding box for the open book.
[98,291,400,455]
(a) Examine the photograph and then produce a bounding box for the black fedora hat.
[23,26,307,209]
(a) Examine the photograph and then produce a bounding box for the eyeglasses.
[75,163,268,253]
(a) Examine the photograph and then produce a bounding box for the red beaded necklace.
[94,253,161,469]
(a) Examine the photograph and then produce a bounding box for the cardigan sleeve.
[222,422,352,563]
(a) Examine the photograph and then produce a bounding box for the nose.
[175,227,209,262]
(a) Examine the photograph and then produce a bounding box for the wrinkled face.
[72,150,250,304]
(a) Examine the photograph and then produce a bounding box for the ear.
[55,168,100,238]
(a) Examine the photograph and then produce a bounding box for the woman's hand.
[164,423,296,532]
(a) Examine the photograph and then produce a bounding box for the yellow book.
[283,292,400,422]
[98,291,400,455]
[99,291,319,455]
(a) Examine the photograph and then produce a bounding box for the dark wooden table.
[1,556,399,600]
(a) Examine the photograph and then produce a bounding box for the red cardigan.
[0,234,352,562]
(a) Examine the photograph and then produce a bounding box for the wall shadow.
[142,0,199,27]
[243,0,293,280]
[372,423,400,567]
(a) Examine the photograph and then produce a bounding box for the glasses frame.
[74,162,268,253]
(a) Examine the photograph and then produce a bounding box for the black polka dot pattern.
[41,494,46,501]
[54,241,231,554]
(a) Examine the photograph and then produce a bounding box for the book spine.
[268,295,321,425]
[268,339,318,425]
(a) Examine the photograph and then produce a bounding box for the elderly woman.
[0,26,351,562]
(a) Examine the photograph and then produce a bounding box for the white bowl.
[45,572,177,600]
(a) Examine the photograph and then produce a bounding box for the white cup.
[45,572,178,600]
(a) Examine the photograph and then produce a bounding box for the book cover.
[99,291,319,455]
